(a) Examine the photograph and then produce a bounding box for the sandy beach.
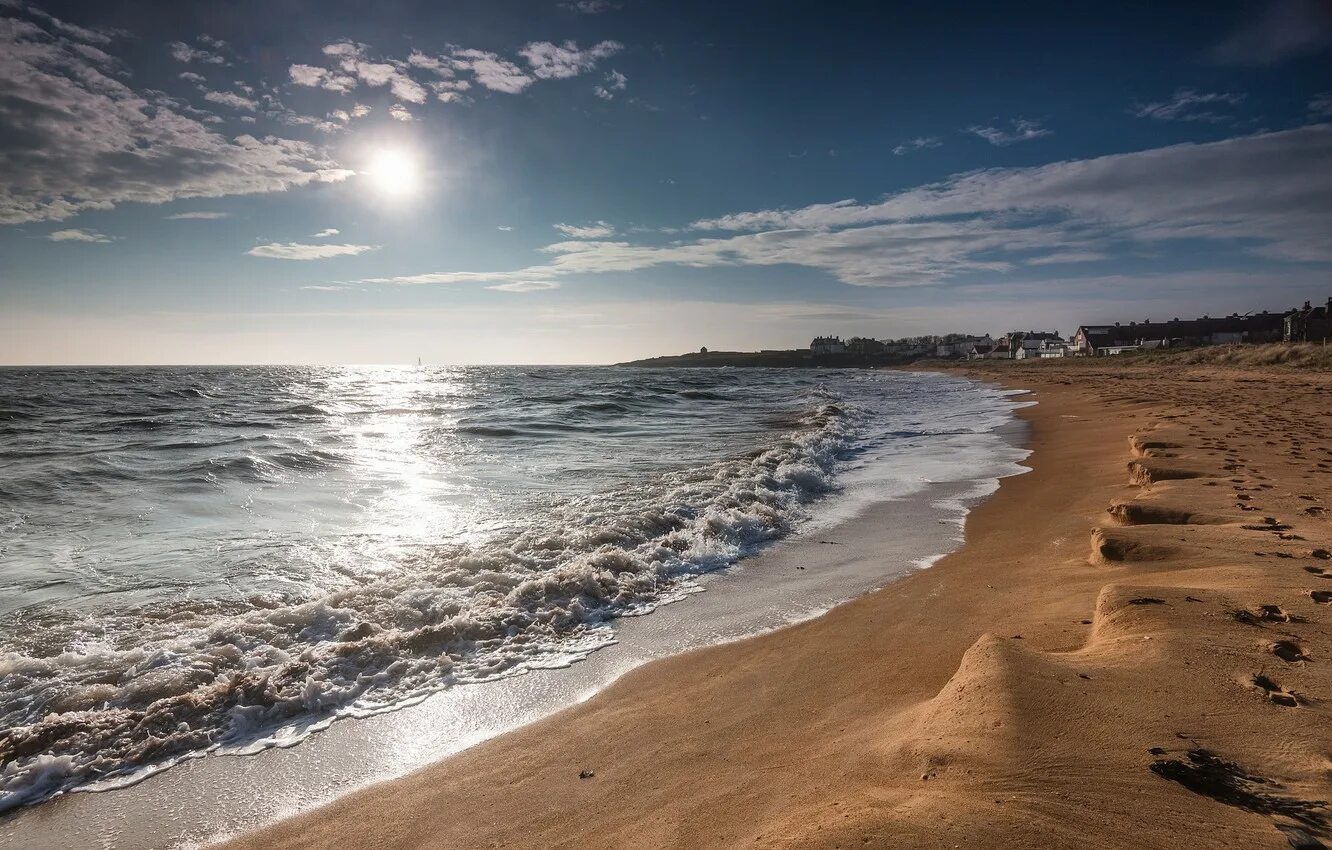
[215,358,1332,849]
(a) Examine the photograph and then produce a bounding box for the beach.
[218,359,1332,849]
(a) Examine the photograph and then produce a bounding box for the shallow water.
[0,365,1021,811]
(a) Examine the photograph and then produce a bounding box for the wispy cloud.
[0,12,352,224]
[388,103,414,121]
[967,119,1051,146]
[48,228,110,242]
[168,40,225,65]
[1211,0,1332,65]
[312,228,339,237]
[892,136,941,156]
[1310,92,1332,118]
[203,89,257,111]
[165,211,230,220]
[247,242,378,260]
[553,221,616,238]
[594,69,627,100]
[1025,251,1110,266]
[520,40,622,80]
[487,280,561,292]
[1133,88,1245,122]
[560,0,620,13]
[362,125,1332,291]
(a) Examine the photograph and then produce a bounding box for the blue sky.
[2,0,1330,364]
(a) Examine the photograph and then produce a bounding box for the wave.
[0,390,860,813]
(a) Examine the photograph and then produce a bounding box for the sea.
[0,365,1028,816]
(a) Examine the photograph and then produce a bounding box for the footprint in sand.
[1270,641,1310,664]
[1310,590,1332,605]
[1251,673,1301,707]
[1233,605,1307,625]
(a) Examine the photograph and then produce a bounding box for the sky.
[1,0,1331,365]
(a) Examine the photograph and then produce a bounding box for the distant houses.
[797,297,1329,365]
[1071,312,1285,356]
[810,336,846,355]
[1285,299,1332,343]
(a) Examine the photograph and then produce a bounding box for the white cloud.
[520,40,622,80]
[388,103,413,121]
[168,40,225,65]
[165,211,230,220]
[179,71,206,84]
[594,68,627,100]
[1025,251,1109,265]
[312,227,339,237]
[892,136,941,156]
[449,48,533,93]
[1211,0,1332,65]
[48,227,109,242]
[560,0,620,12]
[497,225,513,231]
[389,74,427,103]
[1133,89,1245,122]
[553,221,616,238]
[362,125,1332,291]
[0,15,353,224]
[203,89,258,111]
[247,242,378,260]
[487,280,561,292]
[967,119,1051,146]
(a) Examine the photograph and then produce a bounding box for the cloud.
[364,125,1332,290]
[519,40,622,80]
[288,63,354,92]
[388,103,413,121]
[892,136,941,156]
[967,119,1051,146]
[594,69,627,100]
[449,48,534,93]
[1133,88,1245,122]
[168,40,225,65]
[487,280,561,292]
[246,242,378,259]
[553,221,616,238]
[1211,0,1332,65]
[497,225,513,231]
[1310,93,1332,118]
[0,13,353,224]
[560,0,620,12]
[178,71,206,84]
[312,227,339,237]
[48,227,109,242]
[1025,251,1110,265]
[165,211,230,219]
[203,89,258,111]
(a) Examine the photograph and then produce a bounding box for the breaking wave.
[0,365,1019,812]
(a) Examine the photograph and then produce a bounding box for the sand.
[222,360,1332,850]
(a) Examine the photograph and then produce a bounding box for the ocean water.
[0,365,1024,812]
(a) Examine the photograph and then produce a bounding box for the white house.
[810,336,846,355]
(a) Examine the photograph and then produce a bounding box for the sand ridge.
[222,362,1332,850]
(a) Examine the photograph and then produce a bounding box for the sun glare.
[366,148,420,198]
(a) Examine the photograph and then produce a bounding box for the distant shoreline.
[615,349,919,368]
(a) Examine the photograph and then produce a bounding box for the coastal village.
[626,296,1332,368]
[814,296,1332,362]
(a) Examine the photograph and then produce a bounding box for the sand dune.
[223,361,1332,850]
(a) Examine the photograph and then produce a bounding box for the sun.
[366,148,420,198]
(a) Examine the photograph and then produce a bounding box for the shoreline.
[217,361,1332,849]
[1,374,1029,850]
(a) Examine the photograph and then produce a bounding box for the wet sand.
[216,360,1332,849]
